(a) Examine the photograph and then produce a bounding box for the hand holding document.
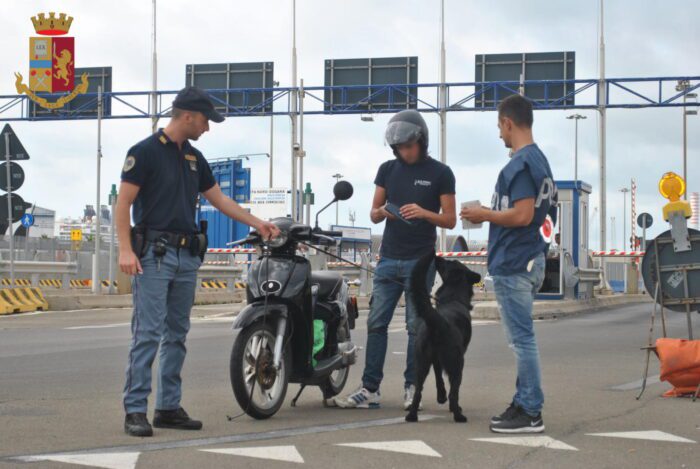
[461,200,483,229]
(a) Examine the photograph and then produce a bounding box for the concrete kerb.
[43,290,245,312]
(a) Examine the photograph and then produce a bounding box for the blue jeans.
[123,243,201,414]
[361,256,436,391]
[492,252,546,416]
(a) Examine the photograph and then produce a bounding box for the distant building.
[27,205,55,238]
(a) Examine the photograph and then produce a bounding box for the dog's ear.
[465,267,481,285]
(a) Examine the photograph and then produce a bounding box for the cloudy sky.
[0,0,697,249]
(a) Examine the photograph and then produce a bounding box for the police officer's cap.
[172,86,225,123]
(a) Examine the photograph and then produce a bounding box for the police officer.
[461,94,557,434]
[117,86,279,437]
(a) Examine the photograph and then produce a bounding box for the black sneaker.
[124,413,153,437]
[490,403,519,425]
[489,406,544,434]
[153,407,203,430]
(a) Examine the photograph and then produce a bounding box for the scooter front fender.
[232,302,289,330]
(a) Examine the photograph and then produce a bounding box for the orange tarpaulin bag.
[655,338,700,397]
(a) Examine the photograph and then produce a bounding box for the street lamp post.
[270,80,279,188]
[566,114,586,182]
[676,80,697,198]
[332,173,343,225]
[620,187,629,250]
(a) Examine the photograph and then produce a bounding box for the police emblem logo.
[189,161,197,171]
[123,155,136,172]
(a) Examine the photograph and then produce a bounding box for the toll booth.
[538,180,594,300]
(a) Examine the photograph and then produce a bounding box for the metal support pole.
[299,78,305,217]
[574,117,579,182]
[438,0,447,252]
[150,0,158,133]
[269,80,278,188]
[290,0,298,221]
[4,132,14,286]
[598,0,607,252]
[92,86,103,294]
[683,91,688,199]
[108,188,116,294]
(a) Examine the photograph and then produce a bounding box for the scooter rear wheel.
[230,321,289,419]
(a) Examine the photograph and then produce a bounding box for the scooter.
[229,181,359,419]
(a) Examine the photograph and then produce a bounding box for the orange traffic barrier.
[656,338,700,398]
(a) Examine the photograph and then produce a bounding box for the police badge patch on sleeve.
[123,155,136,172]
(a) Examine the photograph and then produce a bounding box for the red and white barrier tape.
[206,248,257,254]
[591,251,645,257]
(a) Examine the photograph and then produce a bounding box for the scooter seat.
[311,271,343,300]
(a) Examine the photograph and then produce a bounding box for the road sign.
[185,62,274,113]
[0,193,26,222]
[0,161,25,191]
[637,212,653,229]
[324,56,418,110]
[474,51,575,107]
[70,229,83,241]
[0,123,30,160]
[20,213,34,228]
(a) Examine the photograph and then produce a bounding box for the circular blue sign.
[20,213,34,228]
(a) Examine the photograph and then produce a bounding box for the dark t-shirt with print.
[374,157,455,259]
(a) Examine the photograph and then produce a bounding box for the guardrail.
[0,260,78,291]
[196,264,244,291]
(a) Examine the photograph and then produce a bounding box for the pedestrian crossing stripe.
[336,440,442,457]
[23,451,141,469]
[202,445,304,464]
[585,431,696,443]
[470,436,578,451]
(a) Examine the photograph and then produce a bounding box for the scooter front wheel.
[230,321,289,419]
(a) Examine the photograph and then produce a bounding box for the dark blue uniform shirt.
[487,144,557,276]
[120,129,216,234]
[374,156,455,259]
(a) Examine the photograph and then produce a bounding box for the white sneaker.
[403,385,423,411]
[333,387,381,409]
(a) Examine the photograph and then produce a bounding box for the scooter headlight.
[266,232,288,248]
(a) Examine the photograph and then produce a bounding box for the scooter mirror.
[333,181,354,201]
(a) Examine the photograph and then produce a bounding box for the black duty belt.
[146,229,196,249]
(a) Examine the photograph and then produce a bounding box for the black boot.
[124,413,153,437]
[153,407,202,430]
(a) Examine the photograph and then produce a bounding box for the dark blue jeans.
[492,252,546,416]
[123,244,201,414]
[361,256,436,391]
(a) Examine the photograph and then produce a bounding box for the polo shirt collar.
[157,128,191,150]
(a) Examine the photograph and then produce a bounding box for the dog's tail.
[410,252,440,329]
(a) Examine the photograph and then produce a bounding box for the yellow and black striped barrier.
[0,287,49,314]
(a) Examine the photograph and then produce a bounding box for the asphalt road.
[0,302,698,468]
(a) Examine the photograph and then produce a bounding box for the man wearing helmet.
[334,110,456,410]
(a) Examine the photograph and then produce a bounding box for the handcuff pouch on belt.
[130,225,148,259]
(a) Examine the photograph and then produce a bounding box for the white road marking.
[470,436,578,451]
[22,451,141,469]
[610,375,660,391]
[202,445,304,463]
[336,440,441,457]
[64,322,131,330]
[388,327,405,333]
[392,351,406,355]
[586,431,696,443]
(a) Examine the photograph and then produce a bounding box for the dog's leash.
[296,240,442,305]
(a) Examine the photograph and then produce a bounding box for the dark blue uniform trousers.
[123,244,201,414]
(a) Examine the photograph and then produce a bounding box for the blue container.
[198,158,251,248]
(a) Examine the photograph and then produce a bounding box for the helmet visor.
[385,121,424,147]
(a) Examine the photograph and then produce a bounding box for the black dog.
[406,252,481,423]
